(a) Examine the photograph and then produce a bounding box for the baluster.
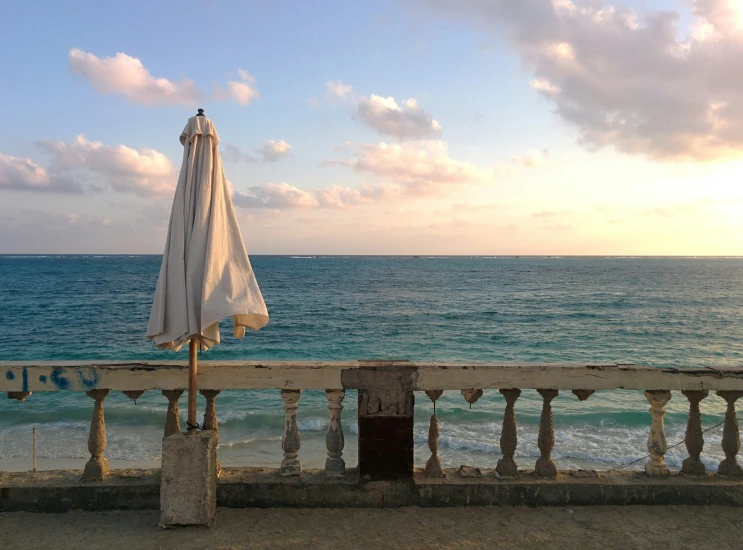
[461,388,483,408]
[200,389,222,474]
[162,389,184,438]
[681,390,708,475]
[280,389,302,476]
[7,392,31,402]
[424,390,444,477]
[644,390,672,476]
[716,390,743,477]
[535,389,558,477]
[82,389,110,481]
[496,388,521,477]
[325,389,346,473]
[572,390,594,401]
[200,390,220,435]
[123,390,145,402]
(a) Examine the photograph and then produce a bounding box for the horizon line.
[2,254,742,258]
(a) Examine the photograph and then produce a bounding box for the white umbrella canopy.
[146,109,269,431]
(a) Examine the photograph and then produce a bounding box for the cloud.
[258,140,293,162]
[324,140,491,195]
[233,181,397,209]
[222,140,292,163]
[224,69,259,106]
[449,202,503,212]
[356,95,442,140]
[532,210,561,218]
[326,80,354,101]
[69,49,201,106]
[0,153,83,194]
[511,148,548,167]
[326,81,442,140]
[529,78,560,97]
[414,0,743,161]
[222,143,258,163]
[70,49,259,107]
[36,134,176,197]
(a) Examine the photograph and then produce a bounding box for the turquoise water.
[1,255,742,470]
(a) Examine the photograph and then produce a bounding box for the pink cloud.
[325,140,492,195]
[70,49,259,107]
[415,0,743,160]
[36,135,176,197]
[0,153,82,194]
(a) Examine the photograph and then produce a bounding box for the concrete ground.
[2,506,742,550]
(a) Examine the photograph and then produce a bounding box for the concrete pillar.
[160,431,218,527]
[342,363,416,480]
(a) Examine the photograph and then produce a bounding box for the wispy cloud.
[325,80,354,102]
[324,140,492,195]
[233,181,399,209]
[222,143,258,163]
[511,148,548,167]
[222,140,293,163]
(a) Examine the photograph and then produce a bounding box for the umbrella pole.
[188,338,198,435]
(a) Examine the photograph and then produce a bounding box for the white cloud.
[325,81,443,140]
[415,0,743,160]
[529,78,560,96]
[233,181,400,210]
[69,49,201,106]
[325,80,354,101]
[357,95,442,140]
[258,140,293,162]
[325,140,491,195]
[511,148,548,167]
[0,153,82,194]
[70,49,259,107]
[36,135,176,197]
[225,69,260,106]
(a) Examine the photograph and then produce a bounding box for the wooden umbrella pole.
[188,338,198,435]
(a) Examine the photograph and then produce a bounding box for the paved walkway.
[2,506,742,549]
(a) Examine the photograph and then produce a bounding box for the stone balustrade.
[2,361,743,483]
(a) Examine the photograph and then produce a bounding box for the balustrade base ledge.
[2,467,743,512]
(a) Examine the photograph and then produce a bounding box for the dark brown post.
[342,363,416,480]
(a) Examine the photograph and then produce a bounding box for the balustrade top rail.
[2,360,743,392]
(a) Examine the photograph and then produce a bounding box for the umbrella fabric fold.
[146,115,268,351]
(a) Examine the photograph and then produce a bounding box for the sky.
[1,0,743,255]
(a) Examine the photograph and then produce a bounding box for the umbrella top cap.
[180,112,220,146]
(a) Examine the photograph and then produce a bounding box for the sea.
[1,255,742,472]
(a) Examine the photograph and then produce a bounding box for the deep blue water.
[1,255,742,471]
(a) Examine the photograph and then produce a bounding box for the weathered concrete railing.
[2,361,743,482]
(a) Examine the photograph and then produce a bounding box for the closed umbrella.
[147,108,269,433]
